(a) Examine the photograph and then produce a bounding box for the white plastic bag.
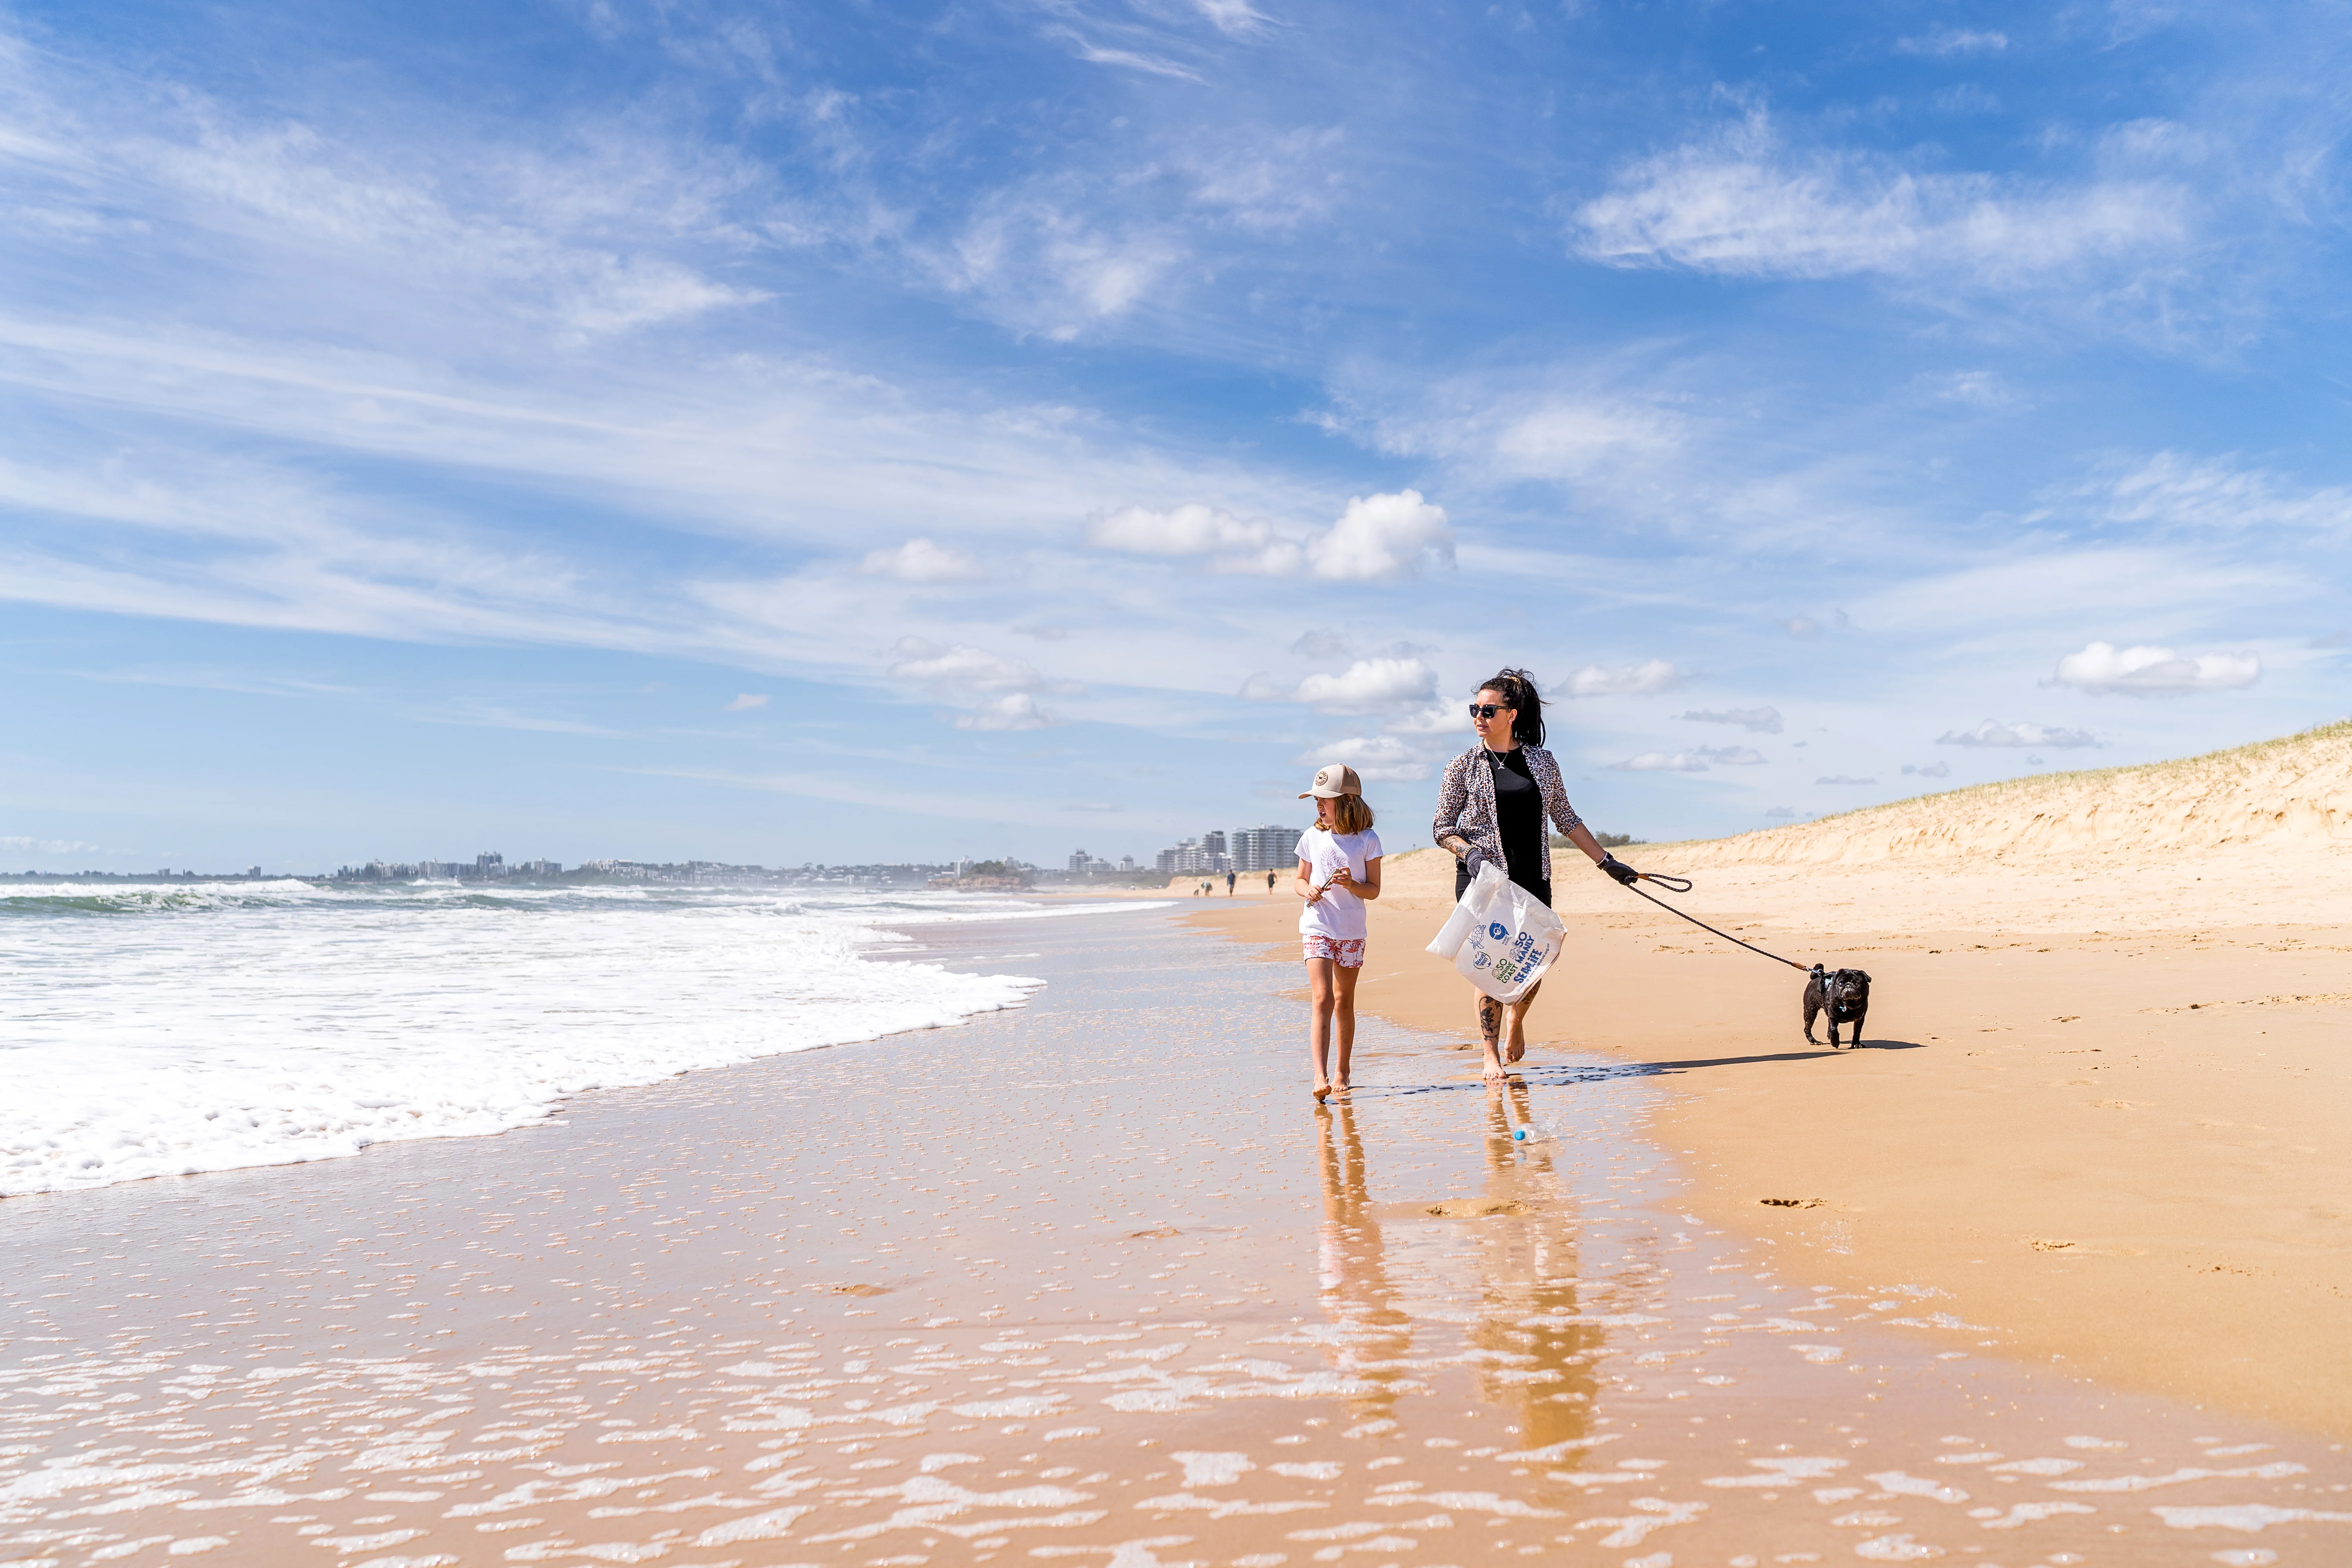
[1424,863,1565,1003]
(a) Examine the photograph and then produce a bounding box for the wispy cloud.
[1895,28,2009,57]
[1680,706,1782,734]
[1576,110,2190,296]
[1937,720,2099,748]
[1563,659,1681,698]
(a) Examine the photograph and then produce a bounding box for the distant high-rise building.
[1154,837,1233,874]
[1231,824,1304,873]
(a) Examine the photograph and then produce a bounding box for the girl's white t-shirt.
[1297,826,1383,942]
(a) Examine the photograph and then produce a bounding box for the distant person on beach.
[1226,871,1236,896]
[1296,763,1382,1101]
[1433,668,1643,1081]
[1267,870,1277,894]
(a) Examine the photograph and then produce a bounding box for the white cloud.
[1815,774,1878,785]
[1936,719,2099,747]
[1576,110,2187,289]
[723,693,769,711]
[1563,659,1682,698]
[2048,640,2260,695]
[888,636,1048,692]
[1087,491,1447,579]
[1896,28,2008,56]
[1294,734,1442,783]
[1238,671,1290,701]
[1781,615,1820,638]
[1680,705,1782,733]
[1764,806,1801,819]
[1696,745,1766,765]
[956,693,1060,730]
[1305,491,1455,581]
[1901,760,1952,777]
[1611,751,1710,772]
[861,537,981,582]
[1088,503,1275,556]
[1295,657,1438,714]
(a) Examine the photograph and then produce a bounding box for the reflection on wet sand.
[1312,1101,1414,1434]
[1463,1082,1600,1455]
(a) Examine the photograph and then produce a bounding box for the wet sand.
[4,909,2348,1567]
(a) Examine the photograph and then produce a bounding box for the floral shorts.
[1302,935,1366,969]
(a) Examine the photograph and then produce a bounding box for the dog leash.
[1617,873,1812,973]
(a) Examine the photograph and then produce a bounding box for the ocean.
[0,878,1151,1198]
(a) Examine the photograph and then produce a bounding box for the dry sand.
[1185,722,2352,1438]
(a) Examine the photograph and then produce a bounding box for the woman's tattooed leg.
[1478,992,1507,1081]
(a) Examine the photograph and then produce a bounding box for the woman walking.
[1432,669,1644,1080]
[1295,763,1382,1101]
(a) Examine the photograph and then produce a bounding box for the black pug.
[1803,966,1872,1048]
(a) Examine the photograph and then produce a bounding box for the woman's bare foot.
[1480,1047,1508,1082]
[1505,1037,1525,1063]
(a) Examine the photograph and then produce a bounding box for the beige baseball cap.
[1299,763,1363,799]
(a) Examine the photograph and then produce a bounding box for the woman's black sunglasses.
[1468,703,1511,719]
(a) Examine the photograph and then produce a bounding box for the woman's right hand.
[1462,846,1488,879]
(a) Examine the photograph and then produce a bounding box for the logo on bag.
[1473,952,1491,969]
[1487,922,1508,940]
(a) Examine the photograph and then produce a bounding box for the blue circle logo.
[1488,922,1508,939]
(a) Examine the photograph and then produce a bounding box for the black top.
[1489,745,1546,893]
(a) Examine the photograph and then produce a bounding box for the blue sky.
[3,0,2348,872]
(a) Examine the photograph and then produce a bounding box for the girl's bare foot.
[1333,1077,1352,1094]
[1313,1079,1333,1101]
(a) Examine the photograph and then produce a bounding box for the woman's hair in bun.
[1476,668,1544,748]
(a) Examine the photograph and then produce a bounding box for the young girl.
[1294,763,1383,1100]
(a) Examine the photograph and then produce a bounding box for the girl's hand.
[1326,866,1355,893]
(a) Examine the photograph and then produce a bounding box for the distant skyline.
[4,0,2349,871]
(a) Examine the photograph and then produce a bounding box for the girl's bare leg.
[1306,957,1338,1099]
[1332,962,1361,1090]
[1505,978,1543,1063]
[1474,984,1507,1080]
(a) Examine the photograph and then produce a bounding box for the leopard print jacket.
[1430,744,1585,884]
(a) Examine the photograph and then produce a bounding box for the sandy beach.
[5,888,2349,1565]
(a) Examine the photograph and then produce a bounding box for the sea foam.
[1,879,1129,1196]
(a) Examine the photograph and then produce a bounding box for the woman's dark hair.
[1476,667,1544,748]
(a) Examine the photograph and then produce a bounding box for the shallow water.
[0,879,1137,1196]
[0,909,2342,1566]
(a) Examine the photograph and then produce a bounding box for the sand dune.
[1660,719,2352,866]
